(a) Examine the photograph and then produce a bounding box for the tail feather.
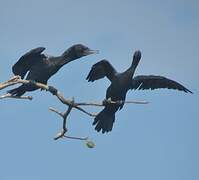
[93,107,116,133]
[7,86,26,96]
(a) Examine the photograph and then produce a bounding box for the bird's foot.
[102,98,112,105]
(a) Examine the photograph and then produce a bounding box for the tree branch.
[0,76,149,143]
[0,93,33,100]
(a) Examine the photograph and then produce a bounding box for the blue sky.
[0,0,198,179]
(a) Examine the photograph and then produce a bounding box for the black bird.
[86,50,192,133]
[8,44,98,96]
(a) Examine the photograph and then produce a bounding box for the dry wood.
[0,76,149,141]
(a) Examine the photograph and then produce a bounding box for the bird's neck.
[59,56,75,67]
[58,51,77,67]
[127,58,140,78]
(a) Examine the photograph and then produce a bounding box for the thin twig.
[63,135,88,141]
[49,107,64,117]
[53,91,97,117]
[71,105,97,117]
[76,100,149,106]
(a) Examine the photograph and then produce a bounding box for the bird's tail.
[7,86,26,97]
[93,106,118,133]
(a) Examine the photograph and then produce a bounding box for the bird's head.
[63,44,99,60]
[133,50,141,61]
[132,50,141,67]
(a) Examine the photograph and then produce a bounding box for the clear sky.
[0,0,198,179]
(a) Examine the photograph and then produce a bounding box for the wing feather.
[86,59,117,82]
[131,75,192,93]
[12,47,46,78]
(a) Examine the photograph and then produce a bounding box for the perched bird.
[87,50,192,134]
[8,44,98,96]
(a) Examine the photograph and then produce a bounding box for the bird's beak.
[84,49,99,56]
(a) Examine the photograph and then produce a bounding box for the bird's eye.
[77,46,83,52]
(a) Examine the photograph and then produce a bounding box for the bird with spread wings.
[87,50,192,133]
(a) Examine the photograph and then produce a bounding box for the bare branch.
[0,93,33,100]
[54,129,67,140]
[63,135,88,141]
[50,105,90,141]
[0,76,21,90]
[76,100,149,106]
[1,76,149,143]
[49,107,65,118]
[0,76,49,91]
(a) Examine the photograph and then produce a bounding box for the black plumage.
[8,44,98,96]
[87,50,192,134]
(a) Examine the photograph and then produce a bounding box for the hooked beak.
[83,49,99,56]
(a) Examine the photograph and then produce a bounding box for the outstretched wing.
[131,75,192,93]
[86,59,117,82]
[12,47,46,79]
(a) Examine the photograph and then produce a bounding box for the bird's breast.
[106,83,127,101]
